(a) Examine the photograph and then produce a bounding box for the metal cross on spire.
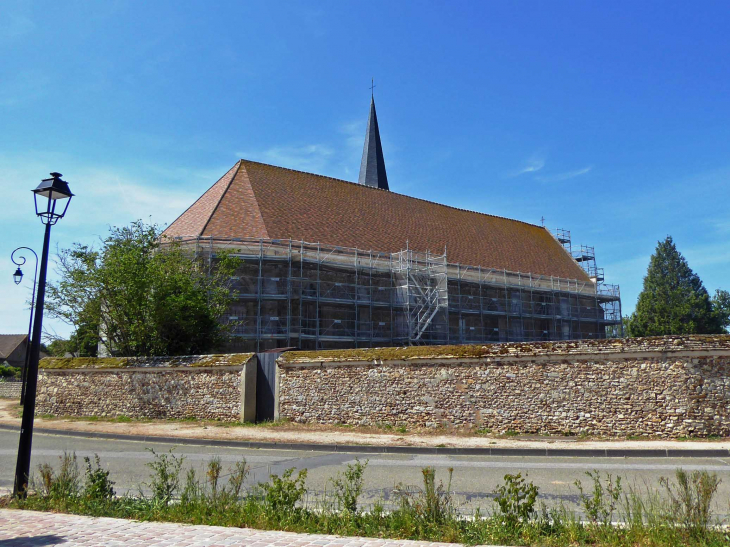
[369,78,376,97]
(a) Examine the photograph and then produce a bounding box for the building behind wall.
[164,162,621,352]
[163,96,621,351]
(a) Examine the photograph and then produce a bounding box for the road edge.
[0,423,727,458]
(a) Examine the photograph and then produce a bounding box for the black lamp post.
[13,172,73,497]
[10,247,39,405]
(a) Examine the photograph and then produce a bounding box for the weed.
[660,469,720,534]
[228,460,249,499]
[82,455,115,502]
[395,466,455,524]
[206,457,222,497]
[330,459,367,513]
[494,472,538,527]
[575,470,622,525]
[144,448,184,506]
[11,456,730,547]
[33,452,80,502]
[263,468,307,512]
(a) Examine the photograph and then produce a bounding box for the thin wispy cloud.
[707,218,730,235]
[508,151,546,177]
[237,119,376,183]
[237,144,335,174]
[535,166,593,182]
[0,155,202,228]
[77,170,200,227]
[683,240,730,269]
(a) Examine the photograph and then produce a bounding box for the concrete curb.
[0,423,727,458]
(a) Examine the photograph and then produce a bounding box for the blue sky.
[2,1,729,338]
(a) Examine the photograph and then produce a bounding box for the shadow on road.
[0,535,66,546]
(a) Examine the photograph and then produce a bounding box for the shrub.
[0,364,20,379]
[494,472,539,527]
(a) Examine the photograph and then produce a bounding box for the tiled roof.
[164,160,590,281]
[0,334,27,360]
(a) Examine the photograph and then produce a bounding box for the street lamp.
[13,172,73,498]
[11,247,39,405]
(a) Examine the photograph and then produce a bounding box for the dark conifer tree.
[628,236,724,336]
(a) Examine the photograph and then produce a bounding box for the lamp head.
[13,267,23,285]
[32,172,74,225]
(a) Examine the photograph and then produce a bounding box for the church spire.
[358,89,389,190]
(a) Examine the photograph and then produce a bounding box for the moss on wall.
[39,353,255,370]
[279,335,730,364]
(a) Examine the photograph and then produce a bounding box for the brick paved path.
[0,509,491,547]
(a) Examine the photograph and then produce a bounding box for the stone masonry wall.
[278,336,730,438]
[36,353,254,422]
[0,381,21,399]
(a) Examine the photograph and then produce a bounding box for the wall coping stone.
[39,353,255,370]
[279,335,730,365]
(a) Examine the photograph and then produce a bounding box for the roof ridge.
[200,160,243,236]
[0,334,27,359]
[238,158,544,230]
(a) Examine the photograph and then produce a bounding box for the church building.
[163,96,621,351]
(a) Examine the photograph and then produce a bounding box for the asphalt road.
[2,430,730,516]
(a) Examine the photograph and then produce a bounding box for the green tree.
[711,289,730,333]
[45,221,240,357]
[46,322,100,357]
[627,237,726,336]
[45,339,70,357]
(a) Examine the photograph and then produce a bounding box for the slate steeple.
[358,93,389,190]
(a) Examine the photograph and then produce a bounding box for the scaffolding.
[172,236,622,352]
[393,247,449,344]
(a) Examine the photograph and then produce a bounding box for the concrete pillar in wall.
[240,356,257,422]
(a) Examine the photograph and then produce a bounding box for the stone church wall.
[278,336,730,438]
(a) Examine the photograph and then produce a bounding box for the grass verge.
[3,450,730,546]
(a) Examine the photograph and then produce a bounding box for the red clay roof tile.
[163,160,590,281]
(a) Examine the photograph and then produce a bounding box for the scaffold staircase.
[553,229,604,283]
[393,247,449,344]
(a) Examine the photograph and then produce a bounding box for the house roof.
[163,160,590,281]
[0,334,27,360]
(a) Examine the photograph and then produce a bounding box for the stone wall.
[36,353,256,422]
[0,381,21,399]
[278,336,730,438]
